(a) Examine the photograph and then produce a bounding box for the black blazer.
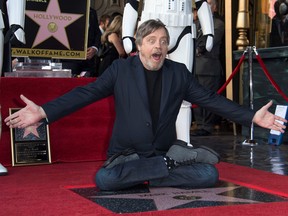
[42,56,255,157]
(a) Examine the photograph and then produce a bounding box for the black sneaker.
[166,140,220,165]
[103,148,140,169]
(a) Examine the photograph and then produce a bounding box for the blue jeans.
[95,156,219,190]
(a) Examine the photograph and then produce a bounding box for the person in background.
[61,7,101,77]
[270,0,288,47]
[99,14,111,35]
[97,15,127,76]
[95,14,111,76]
[108,12,122,26]
[192,0,225,136]
[4,19,286,191]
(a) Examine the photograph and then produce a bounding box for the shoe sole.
[174,141,220,163]
[103,148,136,168]
[198,145,220,162]
[0,172,8,176]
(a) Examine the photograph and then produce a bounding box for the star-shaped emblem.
[25,0,83,49]
[91,186,259,210]
[23,122,43,138]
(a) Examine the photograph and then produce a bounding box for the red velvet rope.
[216,54,246,95]
[191,49,288,109]
[255,54,288,102]
[192,53,246,108]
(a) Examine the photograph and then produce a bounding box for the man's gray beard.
[139,53,164,71]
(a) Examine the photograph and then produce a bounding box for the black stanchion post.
[242,46,258,146]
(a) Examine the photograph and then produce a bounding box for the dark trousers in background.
[193,74,222,133]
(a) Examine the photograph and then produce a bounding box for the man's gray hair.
[135,19,170,46]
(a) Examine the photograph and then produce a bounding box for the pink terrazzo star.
[26,0,83,49]
[23,122,43,138]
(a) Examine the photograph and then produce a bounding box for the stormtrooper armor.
[122,0,214,144]
[0,0,26,175]
[0,0,26,75]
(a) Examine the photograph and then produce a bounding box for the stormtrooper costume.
[0,0,26,175]
[122,0,214,144]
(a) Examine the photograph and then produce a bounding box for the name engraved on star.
[137,189,211,197]
[173,195,201,200]
[139,193,166,197]
[173,190,209,194]
[32,13,74,21]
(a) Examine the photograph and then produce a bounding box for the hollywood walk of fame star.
[25,0,83,49]
[23,122,43,138]
[90,186,259,211]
